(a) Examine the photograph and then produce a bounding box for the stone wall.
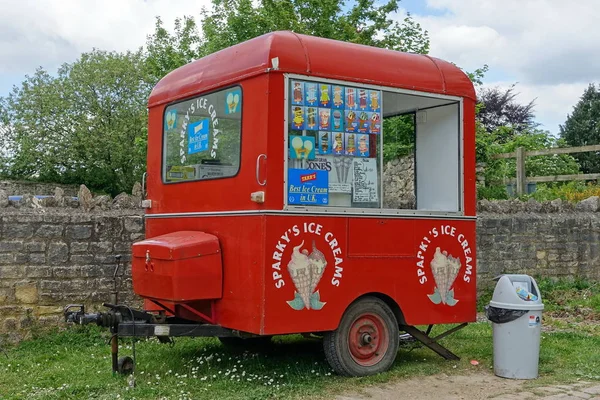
[383,155,415,209]
[0,181,79,197]
[2,198,600,341]
[0,209,143,341]
[477,212,600,285]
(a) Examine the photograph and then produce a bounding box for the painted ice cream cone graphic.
[428,247,461,306]
[287,241,328,310]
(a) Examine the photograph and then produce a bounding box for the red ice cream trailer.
[65,31,477,377]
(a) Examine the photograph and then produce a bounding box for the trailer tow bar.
[400,323,467,360]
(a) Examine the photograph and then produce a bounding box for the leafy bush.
[528,181,600,203]
[476,125,582,199]
[476,184,508,200]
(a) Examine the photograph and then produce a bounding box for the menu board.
[352,158,379,203]
[289,79,382,207]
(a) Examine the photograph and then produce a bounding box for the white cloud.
[401,0,600,134]
[0,0,211,75]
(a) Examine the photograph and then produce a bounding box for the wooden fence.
[492,144,600,196]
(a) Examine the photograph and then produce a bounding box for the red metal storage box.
[132,231,222,301]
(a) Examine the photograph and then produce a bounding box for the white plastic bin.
[485,274,544,379]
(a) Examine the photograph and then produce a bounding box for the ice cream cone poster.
[357,135,369,157]
[270,223,345,311]
[369,90,381,112]
[291,106,306,130]
[305,82,318,106]
[225,88,242,114]
[306,107,319,130]
[333,132,344,155]
[345,110,358,133]
[319,84,331,107]
[370,112,381,134]
[358,111,370,133]
[345,133,357,156]
[345,88,357,110]
[165,110,177,130]
[332,110,344,132]
[288,169,329,205]
[317,132,332,155]
[289,135,316,160]
[415,224,476,306]
[292,80,304,105]
[332,85,344,109]
[318,108,331,130]
[358,89,368,110]
[329,155,353,193]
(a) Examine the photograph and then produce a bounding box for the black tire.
[117,356,134,375]
[323,296,399,376]
[218,336,273,350]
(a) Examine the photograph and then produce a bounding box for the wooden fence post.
[516,146,526,196]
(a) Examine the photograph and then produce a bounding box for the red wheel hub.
[348,313,389,367]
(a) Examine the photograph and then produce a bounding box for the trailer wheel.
[323,297,399,376]
[218,336,273,350]
[117,356,134,375]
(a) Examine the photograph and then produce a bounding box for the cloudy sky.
[0,0,597,135]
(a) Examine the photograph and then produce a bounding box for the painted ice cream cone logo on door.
[427,248,461,306]
[286,240,328,310]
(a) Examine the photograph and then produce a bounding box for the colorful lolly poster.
[317,131,332,155]
[370,112,381,134]
[358,89,369,110]
[345,133,357,156]
[318,108,331,130]
[332,132,345,155]
[305,107,319,130]
[291,80,304,105]
[291,106,306,130]
[345,87,357,110]
[369,90,381,112]
[358,111,370,133]
[357,134,370,157]
[331,109,344,132]
[345,110,358,133]
[318,84,331,107]
[332,85,344,109]
[305,82,319,106]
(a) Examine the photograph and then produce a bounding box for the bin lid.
[489,274,544,311]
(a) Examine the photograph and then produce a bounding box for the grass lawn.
[1,278,599,400]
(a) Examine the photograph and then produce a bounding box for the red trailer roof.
[148,31,476,107]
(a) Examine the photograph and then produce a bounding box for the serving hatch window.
[163,86,242,183]
[286,77,461,213]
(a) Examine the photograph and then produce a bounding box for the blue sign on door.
[288,169,329,205]
[188,118,209,154]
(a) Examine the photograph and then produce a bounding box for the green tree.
[560,83,600,173]
[145,0,430,81]
[0,50,153,196]
[477,84,537,141]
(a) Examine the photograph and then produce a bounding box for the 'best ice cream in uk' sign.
[288,169,329,205]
